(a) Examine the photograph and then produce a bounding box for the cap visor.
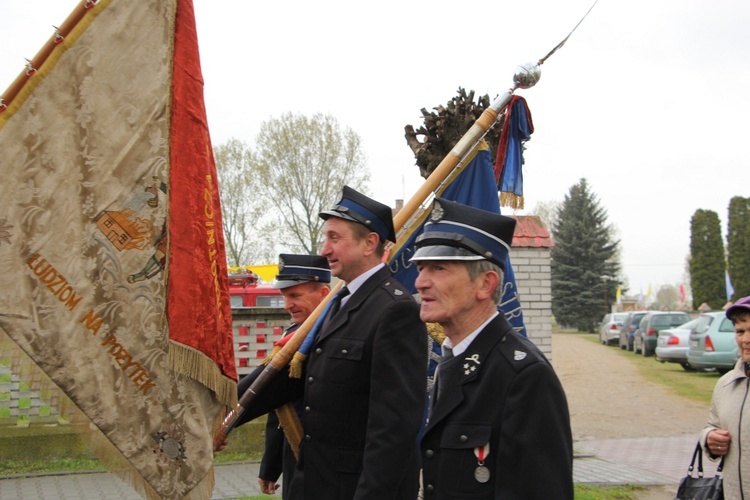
[319,209,359,223]
[272,279,303,289]
[409,245,487,262]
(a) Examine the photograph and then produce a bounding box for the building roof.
[510,215,554,248]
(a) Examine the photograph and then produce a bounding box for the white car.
[599,312,629,345]
[655,318,699,370]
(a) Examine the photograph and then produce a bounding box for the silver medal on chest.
[474,465,491,483]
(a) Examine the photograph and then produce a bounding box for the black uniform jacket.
[239,266,428,500]
[420,313,573,499]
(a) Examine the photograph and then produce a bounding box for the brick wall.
[510,246,554,361]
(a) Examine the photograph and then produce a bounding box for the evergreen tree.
[727,196,750,301]
[689,209,726,309]
[551,179,620,332]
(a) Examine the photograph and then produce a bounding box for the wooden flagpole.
[0,1,98,114]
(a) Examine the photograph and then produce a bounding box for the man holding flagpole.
[229,186,428,500]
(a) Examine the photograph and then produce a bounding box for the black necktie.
[434,345,454,405]
[329,286,350,318]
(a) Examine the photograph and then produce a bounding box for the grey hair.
[464,260,504,303]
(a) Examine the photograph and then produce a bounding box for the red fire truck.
[228,272,282,308]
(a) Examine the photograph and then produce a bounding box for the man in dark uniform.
[411,198,573,499]
[229,186,428,500]
[252,254,331,497]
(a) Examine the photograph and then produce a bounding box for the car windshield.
[613,313,628,323]
[695,315,712,333]
[631,313,646,327]
[651,314,689,327]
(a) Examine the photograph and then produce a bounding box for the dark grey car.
[634,311,691,357]
[618,311,649,351]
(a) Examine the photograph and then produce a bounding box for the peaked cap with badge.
[410,197,516,270]
[273,253,331,290]
[319,185,397,244]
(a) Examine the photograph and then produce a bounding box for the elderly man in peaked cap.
[228,186,428,500]
[412,198,573,499]
[256,254,332,497]
[220,254,332,497]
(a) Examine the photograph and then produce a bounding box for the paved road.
[1,434,720,499]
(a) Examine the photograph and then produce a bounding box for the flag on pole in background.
[615,285,622,304]
[494,95,534,210]
[0,1,235,498]
[726,271,735,302]
[388,143,526,337]
[679,284,686,304]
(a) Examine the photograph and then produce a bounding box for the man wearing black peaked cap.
[229,254,332,497]
[412,198,573,499]
[228,186,428,500]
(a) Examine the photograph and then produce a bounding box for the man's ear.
[476,270,500,301]
[362,231,380,256]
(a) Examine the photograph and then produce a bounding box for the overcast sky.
[2,0,748,297]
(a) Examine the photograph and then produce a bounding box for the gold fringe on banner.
[261,345,283,366]
[426,322,446,346]
[168,341,238,407]
[289,351,307,379]
[499,192,525,210]
[275,403,304,460]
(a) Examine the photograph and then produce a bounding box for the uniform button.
[315,348,322,354]
[305,406,311,413]
[460,435,468,443]
[308,377,314,384]
[341,349,348,355]
[426,484,434,493]
[425,449,434,459]
[305,435,311,441]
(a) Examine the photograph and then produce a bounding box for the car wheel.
[634,339,640,354]
[642,344,649,357]
[620,343,626,350]
[681,363,696,371]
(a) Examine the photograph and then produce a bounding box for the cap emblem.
[430,201,444,222]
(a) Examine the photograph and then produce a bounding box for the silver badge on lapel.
[513,350,527,361]
[463,354,481,375]
[394,289,403,296]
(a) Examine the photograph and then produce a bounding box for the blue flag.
[388,145,526,337]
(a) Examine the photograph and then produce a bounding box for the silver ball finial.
[513,62,542,89]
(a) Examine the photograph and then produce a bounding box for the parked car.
[634,311,691,357]
[618,311,649,351]
[599,312,629,345]
[686,312,738,374]
[655,318,699,370]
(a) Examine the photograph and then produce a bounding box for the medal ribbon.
[474,442,490,465]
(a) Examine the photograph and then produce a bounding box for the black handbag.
[675,442,725,500]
